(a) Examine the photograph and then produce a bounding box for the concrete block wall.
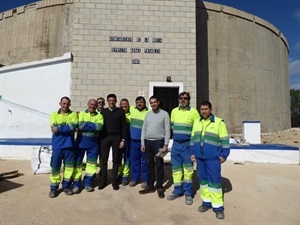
[71,0,197,110]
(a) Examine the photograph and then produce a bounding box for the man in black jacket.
[98,94,127,190]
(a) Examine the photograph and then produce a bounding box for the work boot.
[129,180,137,187]
[198,205,211,212]
[72,187,80,194]
[216,211,225,219]
[85,186,94,192]
[167,193,178,201]
[141,182,148,189]
[63,188,73,196]
[49,190,58,198]
[185,196,193,205]
[122,178,129,186]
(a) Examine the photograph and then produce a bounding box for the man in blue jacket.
[49,96,78,198]
[190,101,230,219]
[73,99,103,193]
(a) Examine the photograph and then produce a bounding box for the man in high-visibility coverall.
[167,92,199,205]
[72,99,103,193]
[128,96,149,189]
[118,98,131,186]
[49,96,78,198]
[190,101,230,220]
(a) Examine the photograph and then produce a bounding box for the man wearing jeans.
[139,96,170,199]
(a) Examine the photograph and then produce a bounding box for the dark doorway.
[153,87,179,116]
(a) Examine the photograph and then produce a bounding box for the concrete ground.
[0,159,299,225]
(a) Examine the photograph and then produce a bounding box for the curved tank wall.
[0,0,73,66]
[196,1,290,133]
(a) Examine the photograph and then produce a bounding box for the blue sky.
[1,0,299,90]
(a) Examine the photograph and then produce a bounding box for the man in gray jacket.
[139,96,170,199]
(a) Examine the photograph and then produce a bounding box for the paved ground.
[0,159,299,225]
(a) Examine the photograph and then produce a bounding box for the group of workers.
[49,92,230,220]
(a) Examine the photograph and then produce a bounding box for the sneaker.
[198,205,211,212]
[122,179,129,186]
[72,187,80,194]
[157,188,165,199]
[85,186,94,192]
[141,182,148,189]
[185,196,193,205]
[216,211,225,219]
[129,180,137,187]
[167,193,178,201]
[49,190,57,198]
[63,188,73,196]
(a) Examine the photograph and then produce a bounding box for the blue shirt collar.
[178,105,191,111]
[200,114,215,122]
[85,109,98,115]
[57,108,72,114]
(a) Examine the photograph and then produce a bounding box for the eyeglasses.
[98,101,104,104]
[179,97,189,100]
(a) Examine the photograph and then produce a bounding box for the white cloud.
[289,59,300,75]
[294,42,300,51]
[289,59,300,89]
[294,9,300,19]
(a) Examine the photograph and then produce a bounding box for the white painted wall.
[0,53,72,138]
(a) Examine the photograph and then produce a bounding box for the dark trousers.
[144,139,165,190]
[99,133,122,186]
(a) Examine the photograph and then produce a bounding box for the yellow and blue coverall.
[190,114,230,212]
[170,106,199,197]
[73,110,103,188]
[129,106,149,183]
[50,109,78,191]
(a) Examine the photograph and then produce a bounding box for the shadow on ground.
[0,178,24,193]
[87,163,233,197]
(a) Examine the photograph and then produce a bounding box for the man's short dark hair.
[200,100,212,109]
[60,96,71,103]
[136,96,146,103]
[149,95,159,102]
[107,93,117,100]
